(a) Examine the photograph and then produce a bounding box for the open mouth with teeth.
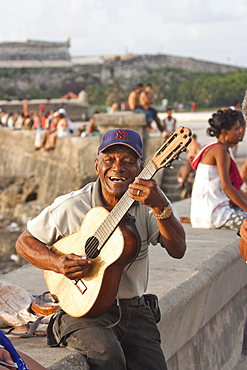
[109,177,127,182]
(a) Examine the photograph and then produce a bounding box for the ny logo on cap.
[115,129,128,141]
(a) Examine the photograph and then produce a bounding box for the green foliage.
[178,70,247,107]
[85,79,127,105]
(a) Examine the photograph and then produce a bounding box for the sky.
[0,0,247,67]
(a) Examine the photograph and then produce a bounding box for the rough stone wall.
[76,54,242,84]
[0,65,101,97]
[0,39,70,61]
[110,54,239,82]
[0,128,101,205]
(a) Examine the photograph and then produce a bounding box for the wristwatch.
[153,205,172,219]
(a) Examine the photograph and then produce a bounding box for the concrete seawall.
[1,199,247,369]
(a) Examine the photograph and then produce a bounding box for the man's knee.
[66,329,126,369]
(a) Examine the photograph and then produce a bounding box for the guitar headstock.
[152,126,192,170]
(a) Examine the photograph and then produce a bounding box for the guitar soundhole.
[85,236,100,258]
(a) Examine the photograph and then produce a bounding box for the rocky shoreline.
[0,175,46,274]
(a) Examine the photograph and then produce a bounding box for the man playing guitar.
[16,128,187,370]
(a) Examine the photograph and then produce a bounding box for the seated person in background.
[57,108,74,134]
[230,100,241,111]
[109,101,118,113]
[162,109,177,140]
[13,112,24,130]
[35,112,59,150]
[77,123,86,136]
[140,84,164,133]
[177,161,195,200]
[22,113,34,130]
[0,330,46,369]
[128,83,143,111]
[55,112,71,137]
[186,134,201,160]
[43,112,71,150]
[80,111,100,137]
[190,108,247,229]
[177,134,201,200]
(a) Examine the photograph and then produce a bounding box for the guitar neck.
[94,160,157,246]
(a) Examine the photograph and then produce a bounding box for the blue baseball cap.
[98,128,143,158]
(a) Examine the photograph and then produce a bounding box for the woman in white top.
[190,109,247,230]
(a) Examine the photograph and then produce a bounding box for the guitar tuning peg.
[169,165,174,169]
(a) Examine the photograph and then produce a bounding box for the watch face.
[164,207,172,218]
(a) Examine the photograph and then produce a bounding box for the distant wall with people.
[0,123,163,205]
[0,99,88,122]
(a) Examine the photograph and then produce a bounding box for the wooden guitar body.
[44,207,140,317]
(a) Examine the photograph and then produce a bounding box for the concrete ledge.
[95,111,146,136]
[2,198,247,369]
[49,353,89,370]
[160,242,247,369]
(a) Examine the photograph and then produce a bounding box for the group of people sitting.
[34,108,73,151]
[0,107,74,151]
[128,83,176,135]
[0,110,36,130]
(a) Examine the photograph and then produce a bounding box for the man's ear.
[94,159,99,175]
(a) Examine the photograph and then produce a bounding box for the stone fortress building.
[0,38,70,61]
[0,38,71,67]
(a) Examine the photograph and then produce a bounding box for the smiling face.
[94,145,143,206]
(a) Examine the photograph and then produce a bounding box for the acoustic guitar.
[44,126,192,317]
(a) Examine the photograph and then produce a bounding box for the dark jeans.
[48,300,167,370]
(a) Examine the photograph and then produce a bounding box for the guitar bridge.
[74,279,87,294]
